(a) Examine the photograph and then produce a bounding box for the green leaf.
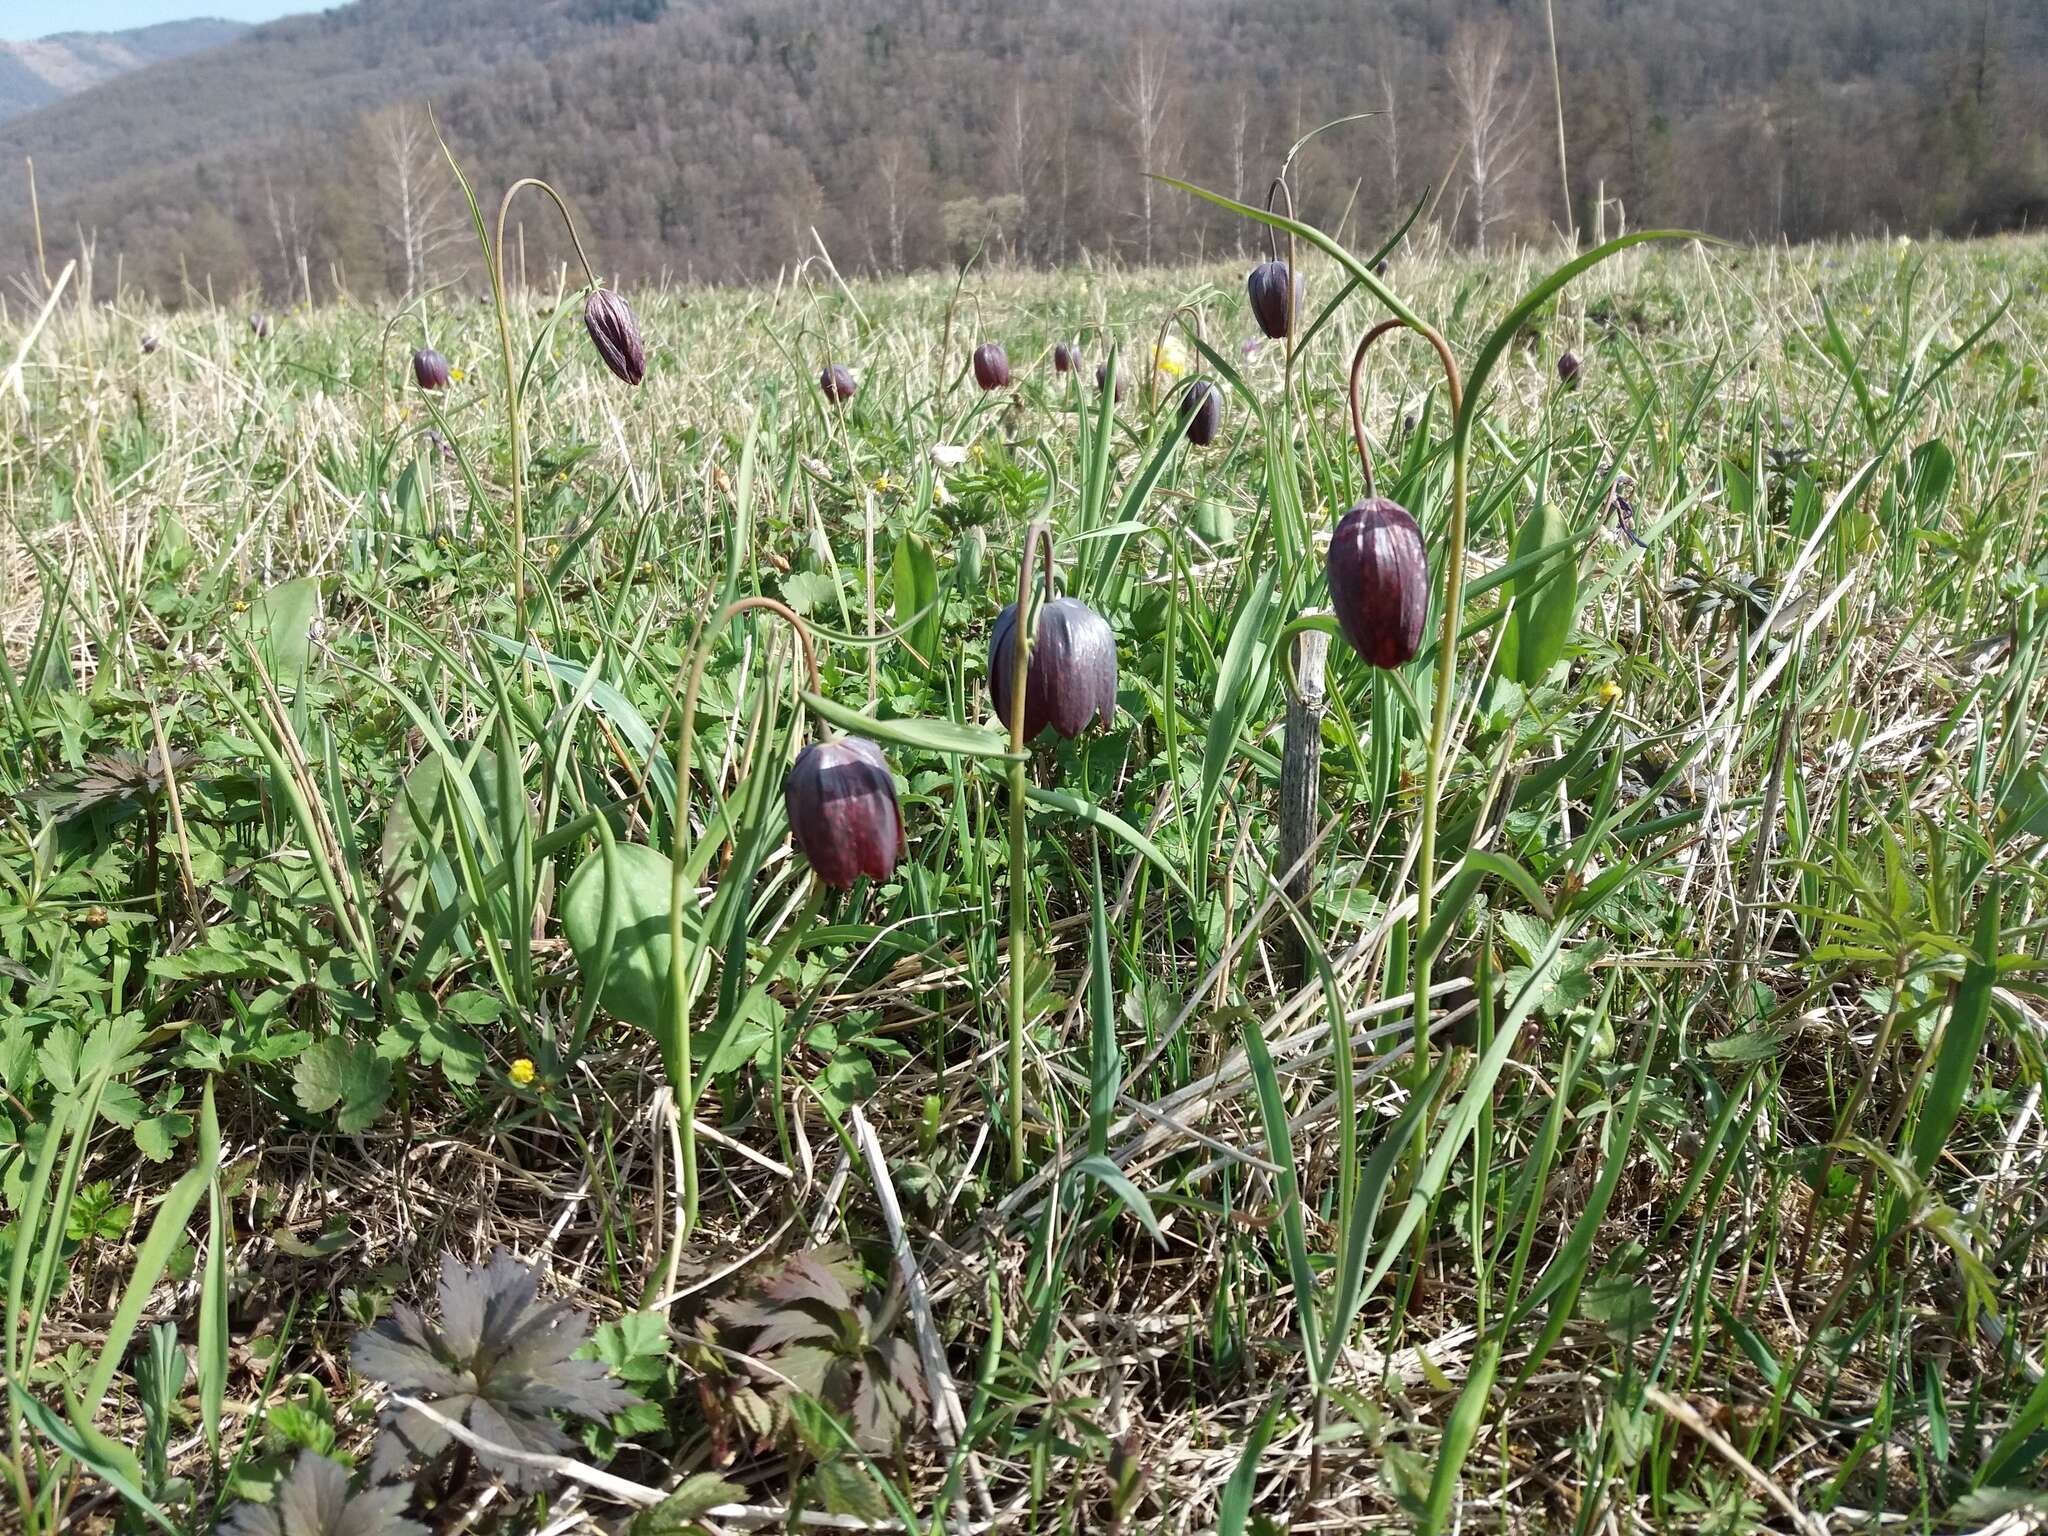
[199,1081,228,1461]
[239,577,321,682]
[1502,499,1577,688]
[1201,566,1278,836]
[890,531,942,667]
[801,690,1024,762]
[1907,439,1955,519]
[814,1049,877,1118]
[1218,1396,1283,1536]
[475,634,676,815]
[1242,1020,1321,1375]
[780,570,839,617]
[631,1474,745,1534]
[1580,1275,1655,1345]
[1070,1155,1163,1241]
[1025,785,1195,904]
[291,1036,392,1133]
[9,1386,176,1533]
[561,840,703,1037]
[1909,883,2001,1180]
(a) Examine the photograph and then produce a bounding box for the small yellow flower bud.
[1597,680,1622,706]
[509,1058,536,1086]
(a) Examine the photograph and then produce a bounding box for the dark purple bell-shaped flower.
[1557,351,1582,389]
[583,288,645,386]
[990,596,1117,741]
[140,334,160,355]
[1053,342,1077,374]
[972,343,1011,391]
[1328,498,1428,669]
[820,362,858,403]
[1180,379,1221,446]
[412,347,452,391]
[250,313,273,340]
[1246,259,1303,340]
[1096,362,1125,401]
[784,736,905,889]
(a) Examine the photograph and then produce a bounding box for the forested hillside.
[2,0,2042,303]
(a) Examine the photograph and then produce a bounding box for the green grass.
[2,220,2046,1534]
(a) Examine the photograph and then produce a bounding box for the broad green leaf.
[290,1036,392,1133]
[240,576,320,682]
[890,531,942,667]
[1502,499,1576,688]
[562,840,705,1037]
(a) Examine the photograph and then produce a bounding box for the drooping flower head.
[820,362,859,404]
[989,596,1117,741]
[1246,259,1304,340]
[1328,497,1428,669]
[412,347,452,391]
[972,343,1011,391]
[1180,379,1221,446]
[583,288,646,386]
[784,736,905,889]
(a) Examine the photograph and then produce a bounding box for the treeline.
[2,0,2042,305]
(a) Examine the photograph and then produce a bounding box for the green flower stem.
[669,596,818,1237]
[1345,316,1466,1113]
[1007,520,1056,1181]
[486,178,600,626]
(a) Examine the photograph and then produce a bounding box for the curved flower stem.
[1411,328,1465,1139]
[1006,519,1056,1182]
[668,596,818,1237]
[1146,303,1204,418]
[489,178,601,625]
[1345,312,1467,1170]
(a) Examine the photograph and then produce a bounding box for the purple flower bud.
[1096,362,1125,401]
[1328,498,1428,669]
[990,596,1117,741]
[412,347,452,391]
[140,335,160,355]
[583,288,645,386]
[1246,259,1303,340]
[250,313,272,339]
[1557,351,1582,388]
[783,736,905,889]
[972,343,1011,391]
[1053,342,1077,374]
[820,363,859,403]
[1180,379,1221,446]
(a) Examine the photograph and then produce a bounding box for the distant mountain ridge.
[0,18,250,124]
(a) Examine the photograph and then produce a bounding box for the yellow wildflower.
[509,1058,537,1086]
[1597,680,1622,706]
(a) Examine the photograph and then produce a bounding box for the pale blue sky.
[2,1,341,42]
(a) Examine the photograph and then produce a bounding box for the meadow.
[1,193,2046,1535]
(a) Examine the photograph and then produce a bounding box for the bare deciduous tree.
[1364,46,1404,234]
[1228,93,1251,253]
[996,88,1046,260]
[368,105,464,296]
[1112,34,1177,264]
[262,172,313,307]
[1446,22,1535,255]
[875,137,910,271]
